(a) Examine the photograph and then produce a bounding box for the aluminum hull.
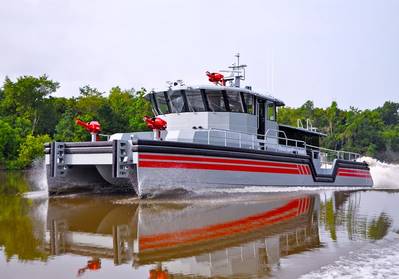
[45,139,373,197]
[135,152,372,197]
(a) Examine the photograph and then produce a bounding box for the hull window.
[226,90,243,112]
[206,90,228,112]
[186,90,206,112]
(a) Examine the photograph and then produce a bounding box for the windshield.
[226,90,243,112]
[168,90,187,113]
[186,89,206,112]
[206,90,227,112]
[154,92,170,114]
[151,89,259,115]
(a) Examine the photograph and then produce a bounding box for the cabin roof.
[146,84,285,106]
[279,124,327,137]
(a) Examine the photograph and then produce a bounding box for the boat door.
[257,99,266,135]
[265,101,279,145]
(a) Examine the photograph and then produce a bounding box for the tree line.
[0,75,397,169]
[0,75,151,169]
[278,100,399,162]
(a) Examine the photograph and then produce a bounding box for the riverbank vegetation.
[0,75,398,169]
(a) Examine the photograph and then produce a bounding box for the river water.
[1,165,399,279]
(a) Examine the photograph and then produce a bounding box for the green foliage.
[12,134,52,169]
[322,198,337,241]
[36,96,70,136]
[0,119,20,164]
[367,213,392,240]
[0,75,59,135]
[127,88,153,132]
[0,171,29,195]
[0,194,48,261]
[0,75,153,169]
[378,101,399,126]
[54,109,90,142]
[0,165,46,261]
[279,100,399,162]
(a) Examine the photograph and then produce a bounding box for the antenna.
[220,53,247,87]
[271,49,274,93]
[265,49,275,93]
[235,52,240,67]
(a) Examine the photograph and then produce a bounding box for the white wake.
[360,156,399,188]
[23,158,49,199]
[300,236,399,279]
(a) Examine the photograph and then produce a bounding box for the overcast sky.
[1,0,398,108]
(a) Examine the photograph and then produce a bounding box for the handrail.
[205,128,307,151]
[209,128,301,145]
[306,144,361,161]
[199,128,359,162]
[297,119,304,128]
[265,128,287,139]
[306,144,360,157]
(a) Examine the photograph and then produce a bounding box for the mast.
[220,53,247,87]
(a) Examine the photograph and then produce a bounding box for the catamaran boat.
[45,55,373,197]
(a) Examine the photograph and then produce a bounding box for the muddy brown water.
[1,171,399,279]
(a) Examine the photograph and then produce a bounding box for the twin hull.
[46,139,373,197]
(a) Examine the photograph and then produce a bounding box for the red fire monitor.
[75,119,101,141]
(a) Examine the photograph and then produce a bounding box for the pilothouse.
[45,55,373,197]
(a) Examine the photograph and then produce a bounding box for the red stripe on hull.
[139,154,299,169]
[339,168,370,174]
[139,161,301,175]
[337,168,371,178]
[338,172,371,178]
[297,164,302,174]
[138,154,371,179]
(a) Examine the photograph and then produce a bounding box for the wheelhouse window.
[152,89,262,115]
[149,94,159,115]
[242,93,254,114]
[267,101,276,121]
[226,90,243,112]
[154,92,170,115]
[167,90,187,113]
[206,90,227,112]
[186,89,206,112]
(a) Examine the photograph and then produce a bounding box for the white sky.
[1,0,398,108]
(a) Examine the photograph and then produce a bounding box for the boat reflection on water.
[46,193,321,278]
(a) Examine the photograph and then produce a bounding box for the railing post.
[224,131,227,146]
